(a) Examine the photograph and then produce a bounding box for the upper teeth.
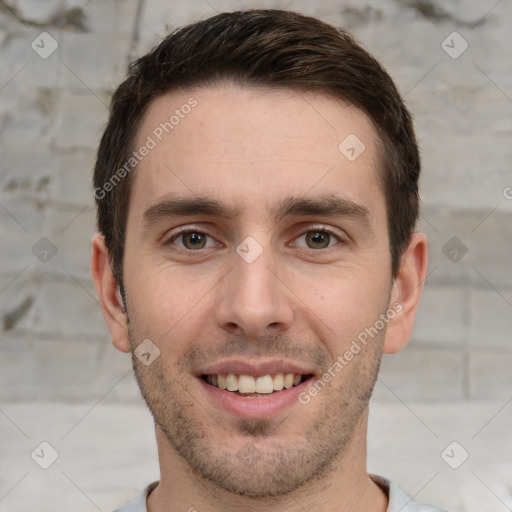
[205,373,303,394]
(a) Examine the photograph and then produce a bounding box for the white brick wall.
[1,0,511,407]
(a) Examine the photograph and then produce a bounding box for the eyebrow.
[142,193,373,230]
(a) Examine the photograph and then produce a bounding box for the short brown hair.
[93,9,420,286]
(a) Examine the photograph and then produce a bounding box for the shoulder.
[113,482,159,512]
[370,474,449,512]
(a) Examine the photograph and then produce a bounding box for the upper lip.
[195,359,318,378]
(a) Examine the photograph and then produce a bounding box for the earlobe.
[90,234,131,353]
[383,232,428,354]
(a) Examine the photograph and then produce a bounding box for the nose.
[214,240,294,339]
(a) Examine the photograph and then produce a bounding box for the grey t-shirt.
[113,475,448,511]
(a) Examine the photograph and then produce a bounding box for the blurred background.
[0,0,511,511]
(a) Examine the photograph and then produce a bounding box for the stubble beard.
[128,323,384,499]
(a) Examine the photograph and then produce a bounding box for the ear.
[383,232,428,354]
[90,233,131,353]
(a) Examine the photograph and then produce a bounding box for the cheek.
[126,245,195,306]
[300,270,391,348]
[125,265,187,337]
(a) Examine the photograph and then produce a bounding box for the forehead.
[128,84,386,230]
[136,83,379,155]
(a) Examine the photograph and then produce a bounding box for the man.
[91,9,446,512]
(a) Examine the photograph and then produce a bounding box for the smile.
[201,373,312,396]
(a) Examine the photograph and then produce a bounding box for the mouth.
[195,359,319,419]
[197,370,316,419]
[201,372,314,397]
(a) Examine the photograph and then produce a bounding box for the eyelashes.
[163,225,346,255]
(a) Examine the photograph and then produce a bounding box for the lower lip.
[199,377,313,420]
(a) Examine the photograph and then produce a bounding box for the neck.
[147,409,387,512]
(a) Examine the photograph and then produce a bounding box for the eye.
[163,226,345,254]
[292,228,343,250]
[166,230,218,250]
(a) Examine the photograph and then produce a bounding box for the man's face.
[122,84,394,497]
